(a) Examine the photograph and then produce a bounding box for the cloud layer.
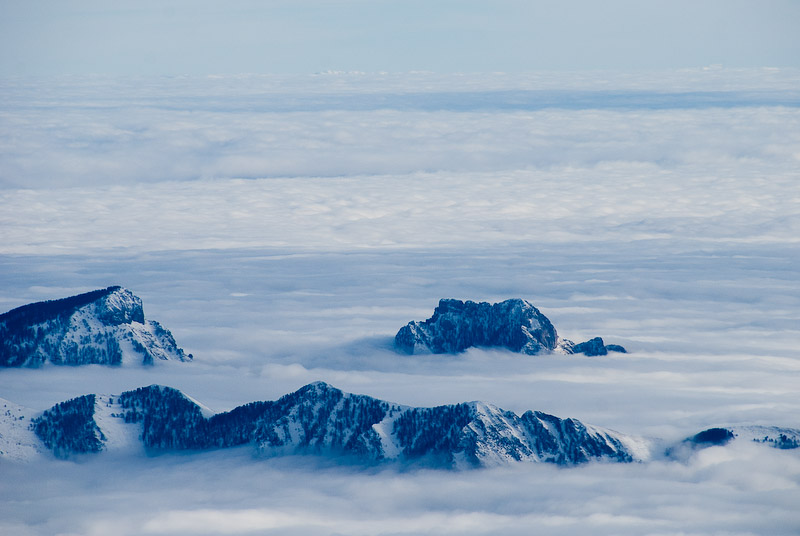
[3,162,800,255]
[1,71,799,190]
[2,443,799,536]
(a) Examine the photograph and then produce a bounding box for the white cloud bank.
[3,163,799,255]
[1,71,799,190]
[1,443,799,536]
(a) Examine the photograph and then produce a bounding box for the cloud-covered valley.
[1,70,799,535]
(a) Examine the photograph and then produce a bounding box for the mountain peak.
[395,298,626,356]
[304,380,338,391]
[0,287,191,367]
[95,287,145,325]
[0,286,123,325]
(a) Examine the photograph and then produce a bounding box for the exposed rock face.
[29,382,644,468]
[0,286,191,367]
[395,299,558,355]
[395,298,626,356]
[566,337,608,356]
[559,337,627,356]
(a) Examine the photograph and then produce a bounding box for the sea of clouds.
[1,69,799,535]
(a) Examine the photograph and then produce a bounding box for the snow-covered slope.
[0,286,191,367]
[730,425,800,449]
[395,298,627,356]
[0,397,44,462]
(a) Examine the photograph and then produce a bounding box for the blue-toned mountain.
[26,382,648,468]
[395,298,626,356]
[0,286,191,367]
[11,383,796,468]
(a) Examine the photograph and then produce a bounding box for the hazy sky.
[1,0,799,75]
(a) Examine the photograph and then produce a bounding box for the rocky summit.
[0,286,191,367]
[395,298,626,356]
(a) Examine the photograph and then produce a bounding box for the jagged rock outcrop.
[395,298,558,355]
[558,337,628,357]
[25,382,645,467]
[395,299,626,356]
[0,286,191,367]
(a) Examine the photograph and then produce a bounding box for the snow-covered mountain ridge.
[6,382,795,468]
[11,382,643,467]
[0,286,191,367]
[396,298,627,355]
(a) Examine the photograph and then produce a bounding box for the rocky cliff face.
[395,298,627,356]
[395,299,559,355]
[558,337,628,357]
[0,286,191,367]
[30,382,645,468]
